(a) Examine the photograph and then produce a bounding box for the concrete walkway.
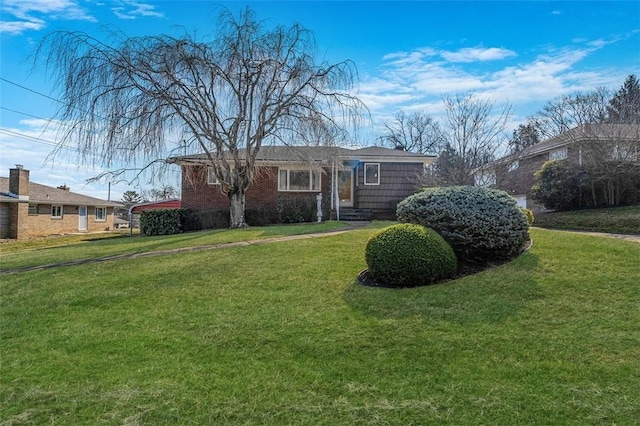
[1,221,372,275]
[533,227,640,243]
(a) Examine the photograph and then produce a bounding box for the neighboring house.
[475,124,640,210]
[170,146,435,221]
[0,166,121,239]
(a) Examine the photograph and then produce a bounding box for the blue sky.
[1,0,638,201]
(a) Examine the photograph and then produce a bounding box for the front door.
[78,206,88,231]
[337,170,353,207]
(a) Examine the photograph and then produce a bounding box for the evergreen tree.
[607,74,640,124]
[508,123,541,154]
[120,190,143,209]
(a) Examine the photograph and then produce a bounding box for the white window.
[278,168,321,192]
[95,207,107,221]
[28,204,38,215]
[549,147,567,160]
[209,166,236,185]
[51,205,63,218]
[208,167,221,185]
[507,160,519,172]
[612,144,633,160]
[364,163,380,185]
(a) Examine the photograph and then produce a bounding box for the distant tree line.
[379,74,640,210]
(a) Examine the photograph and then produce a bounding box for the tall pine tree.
[607,74,640,124]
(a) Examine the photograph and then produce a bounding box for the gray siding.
[354,163,422,211]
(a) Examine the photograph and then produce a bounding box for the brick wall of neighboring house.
[354,162,423,214]
[496,146,581,199]
[25,204,115,237]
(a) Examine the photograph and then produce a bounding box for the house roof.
[130,199,182,213]
[0,177,121,207]
[170,145,435,166]
[520,123,639,157]
[481,123,640,169]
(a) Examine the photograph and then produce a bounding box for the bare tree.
[572,124,640,206]
[378,110,444,154]
[144,185,179,201]
[436,93,512,185]
[530,87,610,138]
[34,8,365,228]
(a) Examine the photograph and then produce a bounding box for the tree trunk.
[229,191,248,228]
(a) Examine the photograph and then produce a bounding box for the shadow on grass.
[343,252,542,324]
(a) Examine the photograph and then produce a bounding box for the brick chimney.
[9,165,30,200]
[9,165,30,239]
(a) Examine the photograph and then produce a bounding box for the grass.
[534,204,640,234]
[0,220,347,271]
[1,224,639,424]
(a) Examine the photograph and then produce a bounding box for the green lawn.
[534,204,640,234]
[1,224,639,424]
[0,221,347,271]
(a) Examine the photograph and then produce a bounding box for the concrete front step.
[330,209,374,221]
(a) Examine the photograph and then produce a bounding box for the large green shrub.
[365,223,457,287]
[276,196,322,223]
[531,160,584,210]
[396,186,529,264]
[140,209,186,236]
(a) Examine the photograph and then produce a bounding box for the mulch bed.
[357,238,533,289]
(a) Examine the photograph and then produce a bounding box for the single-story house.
[170,145,435,221]
[0,166,122,239]
[474,124,640,210]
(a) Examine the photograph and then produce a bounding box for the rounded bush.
[365,223,457,287]
[396,186,530,264]
[520,207,535,225]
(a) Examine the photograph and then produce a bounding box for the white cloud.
[111,1,164,20]
[0,19,44,34]
[0,0,96,35]
[440,47,517,63]
[357,36,630,132]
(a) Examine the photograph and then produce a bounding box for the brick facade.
[24,204,116,237]
[182,165,332,213]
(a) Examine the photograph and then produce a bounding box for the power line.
[0,76,189,153]
[0,128,78,151]
[0,106,60,127]
[0,77,64,105]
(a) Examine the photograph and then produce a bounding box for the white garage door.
[514,196,527,208]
